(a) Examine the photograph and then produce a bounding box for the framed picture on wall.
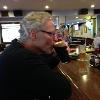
[83,25,87,33]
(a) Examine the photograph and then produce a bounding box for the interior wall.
[0,10,96,44]
[72,23,93,38]
[96,15,100,36]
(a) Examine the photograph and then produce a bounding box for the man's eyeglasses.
[40,30,55,36]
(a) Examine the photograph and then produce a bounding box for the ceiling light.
[91,4,95,8]
[3,5,8,10]
[45,5,50,9]
[76,16,79,19]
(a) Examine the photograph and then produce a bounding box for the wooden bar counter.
[58,54,100,100]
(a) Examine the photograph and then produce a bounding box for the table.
[58,54,100,100]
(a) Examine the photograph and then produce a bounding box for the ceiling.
[0,0,100,11]
[0,0,99,25]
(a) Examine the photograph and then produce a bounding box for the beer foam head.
[54,40,66,47]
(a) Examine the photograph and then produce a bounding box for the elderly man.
[0,11,72,100]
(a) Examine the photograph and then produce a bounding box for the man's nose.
[53,34,58,42]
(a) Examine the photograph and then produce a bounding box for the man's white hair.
[19,11,52,41]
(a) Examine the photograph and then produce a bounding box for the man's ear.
[29,29,37,40]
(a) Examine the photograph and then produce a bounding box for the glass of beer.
[79,45,86,60]
[54,41,70,63]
